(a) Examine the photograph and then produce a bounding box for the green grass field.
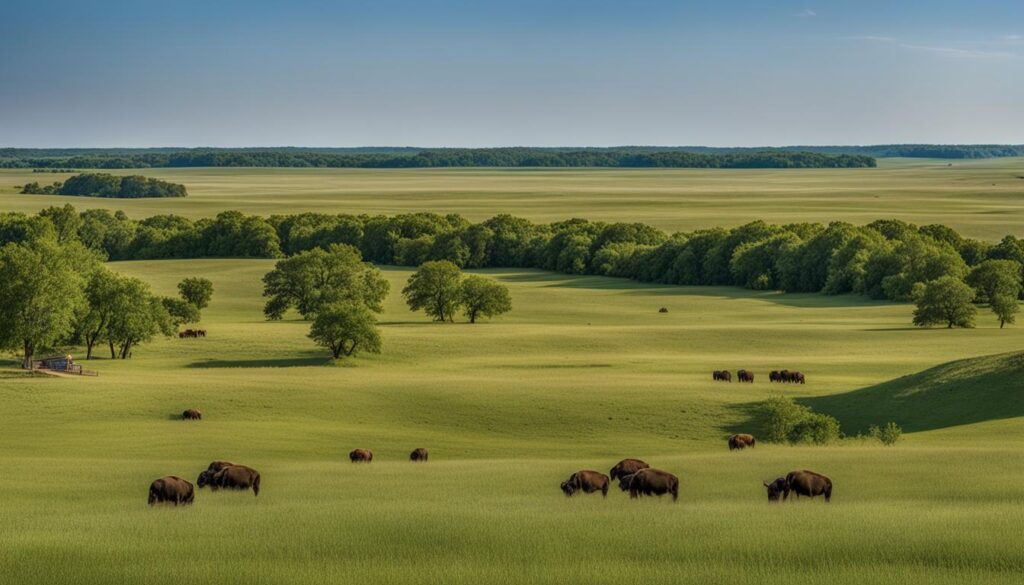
[1,160,1023,584]
[1,258,1022,584]
[3,157,1024,238]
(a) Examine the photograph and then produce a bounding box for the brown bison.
[198,464,261,496]
[349,448,373,463]
[728,433,756,450]
[764,470,832,502]
[205,460,234,472]
[769,370,781,383]
[560,470,610,497]
[737,369,754,383]
[609,458,649,483]
[182,409,202,420]
[713,370,732,382]
[626,468,679,501]
[409,448,428,462]
[148,476,194,506]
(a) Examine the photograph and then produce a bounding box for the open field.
[3,157,1024,239]
[1,260,1022,585]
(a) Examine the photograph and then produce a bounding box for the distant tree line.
[2,206,1020,326]
[21,173,187,198]
[0,148,875,169]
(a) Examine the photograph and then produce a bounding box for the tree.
[308,302,382,359]
[78,269,122,359]
[105,278,174,358]
[262,244,390,320]
[402,260,463,322]
[459,275,512,323]
[912,276,977,328]
[990,293,1019,329]
[0,239,90,367]
[967,259,1022,328]
[178,277,214,309]
[162,297,201,328]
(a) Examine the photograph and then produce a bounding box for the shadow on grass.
[187,356,332,368]
[728,352,1024,436]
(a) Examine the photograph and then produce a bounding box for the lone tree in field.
[459,275,512,323]
[308,302,382,359]
[912,276,977,329]
[262,244,389,320]
[403,260,464,322]
[966,259,1022,328]
[0,239,90,368]
[178,277,214,309]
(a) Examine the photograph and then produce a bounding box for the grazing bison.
[205,460,234,472]
[627,468,679,501]
[199,464,261,496]
[560,470,610,497]
[148,476,194,506]
[792,371,806,384]
[764,470,831,503]
[658,307,669,313]
[609,458,649,483]
[713,370,732,382]
[409,448,428,462]
[197,460,235,485]
[181,409,201,420]
[769,370,781,383]
[738,369,754,383]
[349,448,373,463]
[728,433,756,450]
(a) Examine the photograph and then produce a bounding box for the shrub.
[869,422,903,446]
[790,412,841,445]
[760,395,841,445]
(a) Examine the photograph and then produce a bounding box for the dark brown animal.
[627,468,679,501]
[609,458,649,483]
[560,470,610,497]
[206,460,234,472]
[738,369,754,383]
[199,464,261,496]
[148,476,194,506]
[617,473,636,492]
[713,370,733,382]
[409,448,428,462]
[763,477,787,502]
[658,307,669,313]
[349,448,373,463]
[196,460,235,485]
[783,470,832,502]
[182,409,201,420]
[769,370,781,382]
[728,433,756,450]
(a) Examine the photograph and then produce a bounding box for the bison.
[609,458,649,483]
[738,369,754,383]
[409,448,428,462]
[560,470,610,497]
[148,476,194,506]
[764,470,832,503]
[728,433,756,450]
[713,370,732,382]
[627,468,679,501]
[198,464,261,496]
[349,448,373,463]
[769,370,781,383]
[182,409,201,420]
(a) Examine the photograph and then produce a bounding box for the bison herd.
[713,368,806,384]
[178,329,206,339]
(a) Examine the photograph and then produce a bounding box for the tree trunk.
[22,339,33,369]
[109,342,116,359]
[1000,319,1005,329]
[469,309,477,324]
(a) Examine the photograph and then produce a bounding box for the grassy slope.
[2,157,1024,239]
[1,260,1022,585]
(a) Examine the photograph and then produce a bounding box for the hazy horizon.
[4,0,1023,148]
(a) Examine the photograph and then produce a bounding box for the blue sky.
[2,0,1022,147]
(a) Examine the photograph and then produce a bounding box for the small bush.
[760,395,841,445]
[790,412,841,445]
[869,422,903,446]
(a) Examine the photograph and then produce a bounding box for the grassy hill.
[1,259,1022,584]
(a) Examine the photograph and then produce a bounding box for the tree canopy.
[459,275,512,323]
[912,276,977,329]
[402,260,464,322]
[262,244,389,320]
[178,277,214,309]
[308,302,382,359]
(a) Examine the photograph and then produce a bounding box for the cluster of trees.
[402,261,512,323]
[3,206,1021,327]
[760,395,841,445]
[0,148,875,169]
[21,173,187,198]
[0,221,213,366]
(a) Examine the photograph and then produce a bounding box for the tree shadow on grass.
[727,352,1024,437]
[186,356,332,368]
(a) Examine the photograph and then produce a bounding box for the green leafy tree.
[178,277,214,309]
[0,239,91,367]
[459,275,512,323]
[308,302,382,359]
[402,260,463,322]
[262,244,389,320]
[967,259,1022,328]
[78,269,122,359]
[105,279,174,359]
[989,294,1019,329]
[162,297,201,328]
[912,276,977,328]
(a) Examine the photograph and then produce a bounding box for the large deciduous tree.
[262,244,389,320]
[912,276,977,329]
[177,277,214,309]
[459,275,511,323]
[967,259,1022,328]
[402,260,463,322]
[308,302,382,359]
[104,278,174,359]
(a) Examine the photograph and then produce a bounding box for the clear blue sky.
[2,0,1022,147]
